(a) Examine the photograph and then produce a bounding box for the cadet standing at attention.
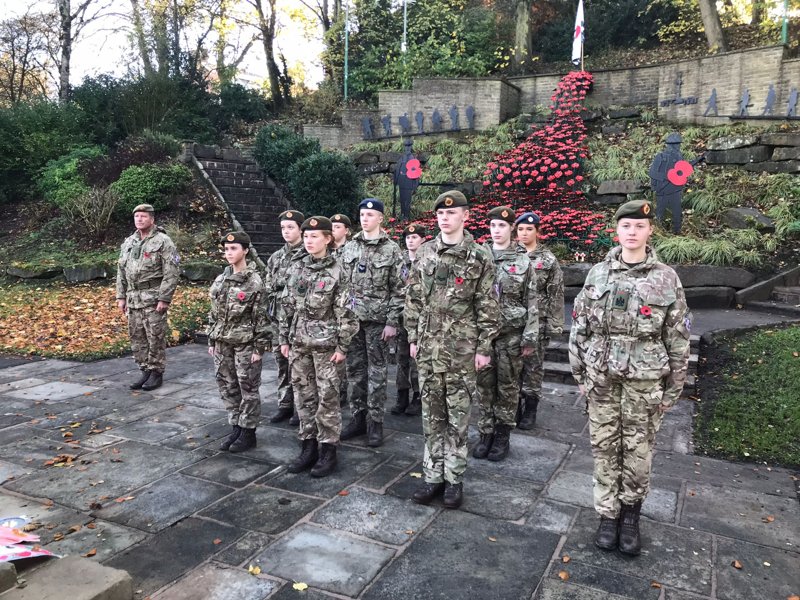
[390,224,425,417]
[208,232,268,453]
[516,211,565,429]
[330,212,353,404]
[339,199,405,447]
[405,191,499,508]
[116,204,180,391]
[279,217,359,477]
[474,207,538,462]
[265,210,306,426]
[569,200,691,555]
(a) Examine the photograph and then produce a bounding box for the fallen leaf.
[558,571,569,581]
[763,515,775,523]
[487,536,497,542]
[562,555,571,563]
[83,548,97,557]
[763,561,771,567]
[651,581,662,589]
[786,595,799,600]
[248,565,261,576]
[213,538,222,545]
[89,502,103,510]
[732,560,743,569]
[338,490,349,496]
[409,472,422,478]
[292,583,309,591]
[114,496,135,503]
[69,525,82,533]
[53,532,64,541]
[405,529,414,535]
[86,523,97,529]
[62,432,73,438]
[70,422,81,428]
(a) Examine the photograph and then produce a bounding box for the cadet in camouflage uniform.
[405,191,500,509]
[265,210,306,425]
[116,204,180,391]
[330,213,353,404]
[516,211,565,429]
[339,199,405,447]
[208,231,269,453]
[390,224,424,416]
[279,217,359,477]
[569,200,691,555]
[474,207,539,462]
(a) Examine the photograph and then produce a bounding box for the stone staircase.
[195,153,289,259]
[771,285,800,306]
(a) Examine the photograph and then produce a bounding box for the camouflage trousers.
[419,368,474,485]
[586,377,665,518]
[336,358,348,403]
[521,330,550,400]
[128,305,168,373]
[346,321,388,423]
[477,330,523,433]
[395,326,419,393]
[274,351,294,410]
[213,341,263,429]
[289,348,342,444]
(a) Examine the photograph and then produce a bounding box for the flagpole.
[581,39,584,71]
[581,0,585,71]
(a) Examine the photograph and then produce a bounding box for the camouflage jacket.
[488,245,539,347]
[339,231,405,326]
[528,245,566,337]
[116,227,180,309]
[207,263,270,353]
[568,246,692,407]
[278,253,359,354]
[397,250,416,328]
[264,242,306,321]
[405,232,500,373]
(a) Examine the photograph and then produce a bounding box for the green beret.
[279,210,305,225]
[301,216,333,232]
[403,224,427,237]
[330,214,352,228]
[487,205,516,224]
[614,200,654,221]
[221,231,251,247]
[434,190,468,211]
[132,204,155,214]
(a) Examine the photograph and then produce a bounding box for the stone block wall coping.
[734,264,800,304]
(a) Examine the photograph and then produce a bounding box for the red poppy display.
[667,160,694,186]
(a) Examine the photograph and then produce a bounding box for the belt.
[130,279,162,291]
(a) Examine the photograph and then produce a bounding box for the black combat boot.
[487,424,512,461]
[269,406,293,423]
[141,370,163,391]
[472,433,494,459]
[595,516,620,550]
[341,411,367,440]
[518,395,539,430]
[129,369,151,390]
[229,427,257,453]
[443,482,463,509]
[618,501,643,556]
[287,439,318,473]
[367,419,383,447]
[219,425,242,451]
[405,392,422,416]
[412,481,444,505]
[310,443,338,478]
[391,389,410,415]
[289,409,300,426]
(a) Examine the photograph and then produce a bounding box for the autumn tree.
[242,0,287,107]
[514,0,533,70]
[0,13,52,105]
[698,0,727,51]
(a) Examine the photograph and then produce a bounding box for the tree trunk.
[171,0,181,76]
[130,0,154,76]
[57,0,72,102]
[513,0,532,72]
[698,0,728,52]
[253,0,284,107]
[751,0,765,24]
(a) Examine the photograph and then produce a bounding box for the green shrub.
[39,146,106,209]
[110,163,193,215]
[253,125,320,183]
[287,151,361,217]
[216,83,271,126]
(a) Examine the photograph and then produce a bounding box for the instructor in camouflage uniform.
[265,210,306,425]
[208,231,269,453]
[405,191,500,509]
[116,204,180,391]
[569,200,691,556]
[474,207,538,462]
[516,212,565,429]
[339,199,405,447]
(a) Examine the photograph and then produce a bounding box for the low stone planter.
[181,263,224,282]
[6,265,62,279]
[63,264,110,283]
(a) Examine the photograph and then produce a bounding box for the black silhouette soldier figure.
[787,88,798,118]
[448,105,459,131]
[703,88,718,117]
[762,84,777,116]
[361,117,374,140]
[649,132,705,234]
[381,114,393,137]
[415,111,425,133]
[431,109,443,132]
[466,106,476,129]
[399,114,412,135]
[737,89,751,117]
[394,138,420,221]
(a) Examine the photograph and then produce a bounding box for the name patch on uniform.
[612,288,630,311]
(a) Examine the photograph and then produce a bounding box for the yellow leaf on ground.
[732,560,743,569]
[248,565,261,575]
[487,536,497,542]
[651,581,662,589]
[292,583,309,591]
[558,571,569,581]
[562,555,571,563]
[409,472,422,478]
[83,548,97,557]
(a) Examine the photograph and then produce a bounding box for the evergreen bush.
[39,146,106,209]
[110,163,193,215]
[253,125,320,183]
[287,151,361,217]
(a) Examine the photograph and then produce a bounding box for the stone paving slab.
[532,401,589,435]
[560,509,714,596]
[0,378,48,394]
[101,398,181,424]
[93,473,234,532]
[4,381,100,402]
[0,460,32,485]
[160,419,232,451]
[154,563,279,599]
[546,560,662,599]
[467,431,571,483]
[311,486,436,545]
[363,510,560,600]
[104,517,242,596]
[713,536,800,600]
[534,580,639,600]
[214,531,273,566]
[0,429,91,466]
[0,491,93,545]
[200,485,324,534]
[358,459,415,491]
[680,482,800,550]
[181,454,279,488]
[42,518,147,562]
[168,386,227,410]
[0,359,78,379]
[254,523,396,597]
[527,499,579,534]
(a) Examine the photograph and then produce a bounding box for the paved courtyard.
[0,312,798,599]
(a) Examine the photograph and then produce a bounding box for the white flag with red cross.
[571,0,585,66]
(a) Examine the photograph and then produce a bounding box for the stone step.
[0,556,132,600]
[200,160,261,173]
[771,286,800,305]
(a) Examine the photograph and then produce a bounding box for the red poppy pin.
[572,310,577,319]
[639,306,652,317]
[455,277,464,285]
[237,291,246,301]
[143,252,150,259]
[317,281,325,290]
[509,265,517,274]
[536,262,544,269]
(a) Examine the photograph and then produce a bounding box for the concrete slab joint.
[0,556,132,600]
